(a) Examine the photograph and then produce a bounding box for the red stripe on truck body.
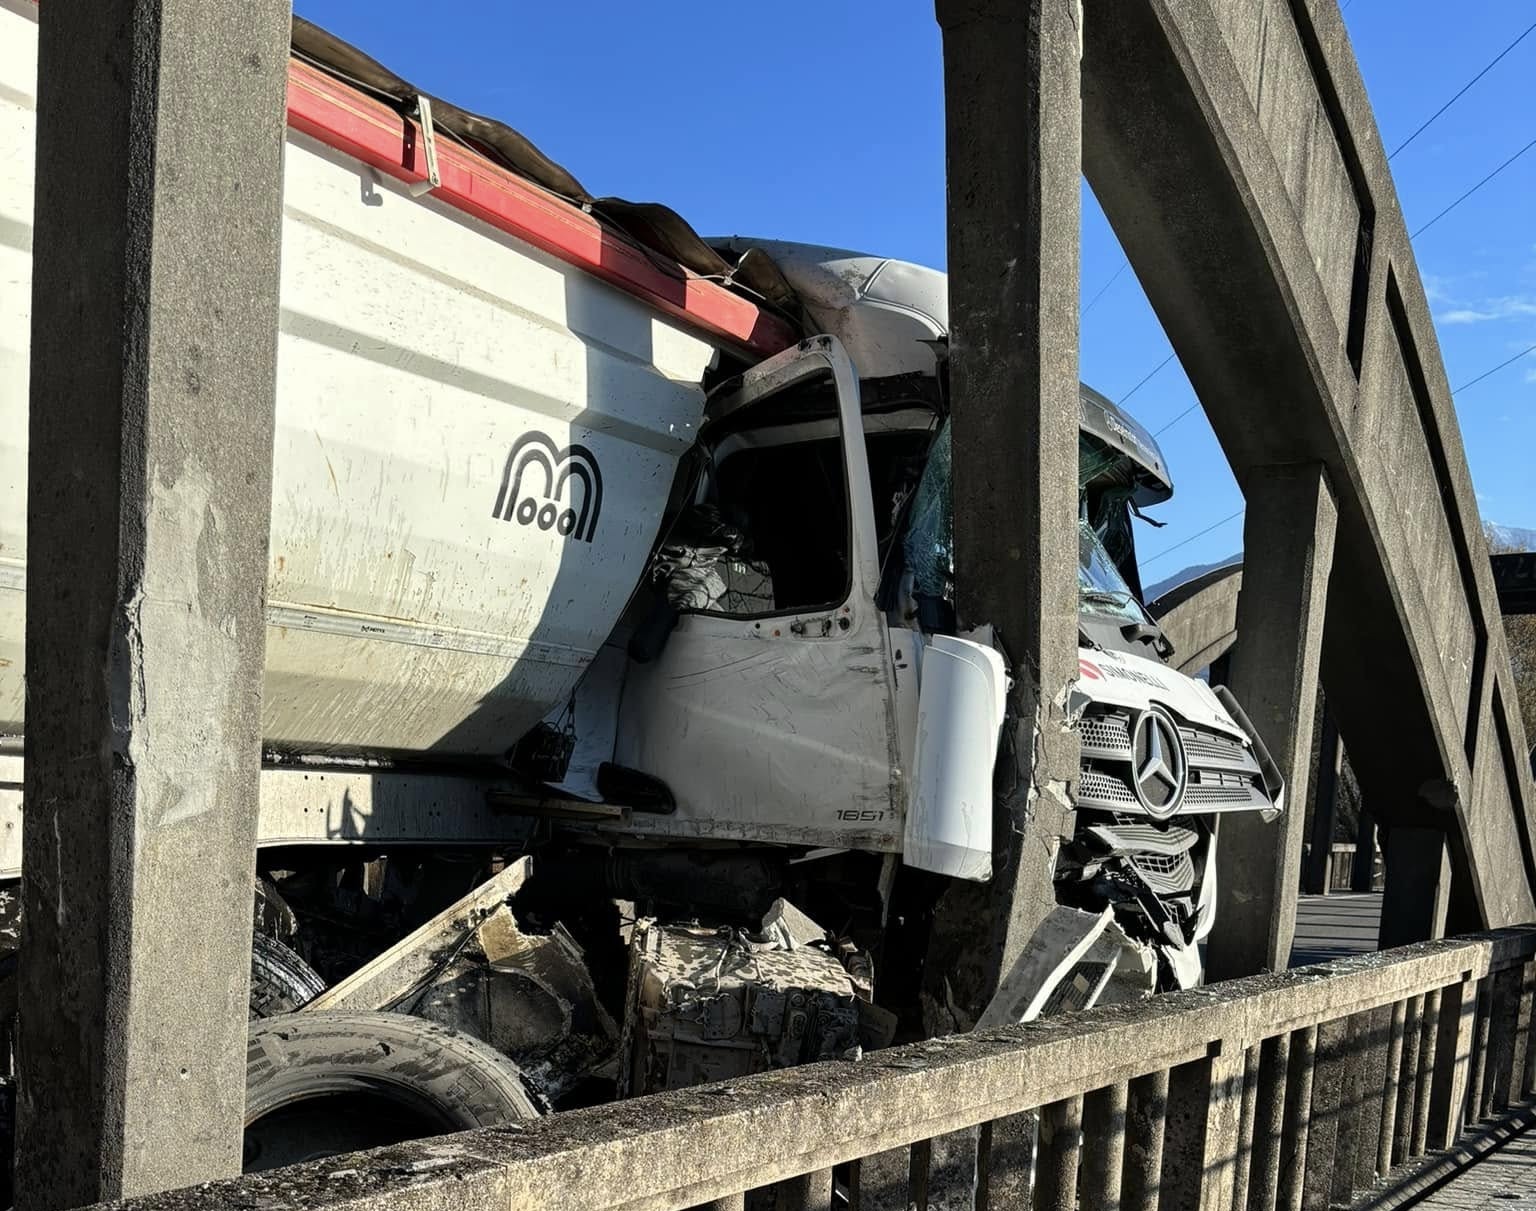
[285,62,794,359]
[16,0,792,358]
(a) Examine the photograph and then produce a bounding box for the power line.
[1082,260,1127,316]
[1411,132,1536,238]
[1390,19,1536,159]
[1119,351,1176,405]
[1141,508,1246,568]
[1453,341,1536,395]
[1153,400,1201,437]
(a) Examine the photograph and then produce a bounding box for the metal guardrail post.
[908,1138,931,1209]
[980,1111,1037,1207]
[847,1147,908,1209]
[769,1170,831,1211]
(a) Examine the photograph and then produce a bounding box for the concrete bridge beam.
[1207,463,1337,979]
[1082,0,1535,928]
[928,0,1084,1025]
[17,0,290,1203]
[1380,827,1451,949]
[1304,709,1343,895]
[1147,564,1241,678]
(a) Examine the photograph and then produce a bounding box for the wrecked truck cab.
[677,240,1284,996]
[606,335,1003,883]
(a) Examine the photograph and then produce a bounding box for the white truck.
[0,3,1280,1163]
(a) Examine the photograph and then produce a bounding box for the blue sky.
[298,1,1535,582]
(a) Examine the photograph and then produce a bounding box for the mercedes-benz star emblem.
[1131,706,1188,818]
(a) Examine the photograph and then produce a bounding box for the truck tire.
[244,1011,540,1171]
[248,933,326,1019]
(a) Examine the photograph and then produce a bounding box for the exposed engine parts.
[619,918,867,1096]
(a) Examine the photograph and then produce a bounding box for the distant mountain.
[1486,522,1536,555]
[1144,555,1242,605]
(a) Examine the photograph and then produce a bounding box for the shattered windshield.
[1079,521,1150,624]
[902,419,1156,628]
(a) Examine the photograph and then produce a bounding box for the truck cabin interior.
[649,370,939,625]
[650,368,1177,655]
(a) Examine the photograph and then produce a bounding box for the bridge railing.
[109,927,1536,1211]
[1322,842,1386,894]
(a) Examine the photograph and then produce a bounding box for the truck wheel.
[244,1011,540,1171]
[248,933,327,1019]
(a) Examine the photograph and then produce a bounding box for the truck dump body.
[0,3,770,757]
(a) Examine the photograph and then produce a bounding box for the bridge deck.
[1288,896,1536,1208]
[1384,1115,1536,1210]
[1417,1126,1536,1210]
[1291,892,1385,967]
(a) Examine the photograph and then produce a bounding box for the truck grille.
[1085,816,1199,895]
[1074,704,1273,817]
[1078,769,1138,807]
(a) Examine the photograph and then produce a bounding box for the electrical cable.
[1141,508,1245,568]
[1082,261,1128,316]
[1153,400,1202,437]
[1453,342,1536,395]
[1119,351,1176,405]
[1411,132,1536,238]
[1390,19,1536,159]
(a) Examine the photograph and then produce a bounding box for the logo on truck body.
[491,430,603,543]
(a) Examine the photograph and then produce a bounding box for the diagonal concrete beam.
[1081,0,1535,928]
[1147,563,1242,677]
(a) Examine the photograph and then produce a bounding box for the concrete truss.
[1082,0,1536,931]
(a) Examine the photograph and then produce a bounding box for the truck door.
[614,336,901,852]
